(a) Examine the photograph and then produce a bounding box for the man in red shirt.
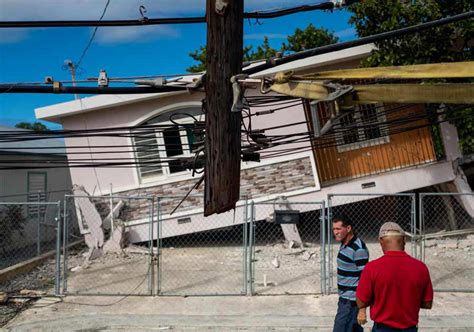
[356,222,433,331]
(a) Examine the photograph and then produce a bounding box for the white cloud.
[95,25,180,44]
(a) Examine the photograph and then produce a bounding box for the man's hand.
[357,308,367,325]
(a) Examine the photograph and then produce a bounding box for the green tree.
[15,122,50,132]
[282,24,339,53]
[349,0,474,154]
[245,36,280,62]
[187,46,207,73]
[186,24,338,72]
[187,45,255,72]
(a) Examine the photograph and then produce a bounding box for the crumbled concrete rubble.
[0,259,57,294]
[0,292,7,304]
[0,259,56,327]
[424,235,474,257]
[0,298,31,327]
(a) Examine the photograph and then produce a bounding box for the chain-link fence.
[3,191,472,298]
[0,200,61,295]
[62,194,155,296]
[0,201,61,271]
[249,201,326,295]
[157,196,247,296]
[420,193,474,292]
[327,194,416,294]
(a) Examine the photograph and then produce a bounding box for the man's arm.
[355,259,372,310]
[356,297,370,309]
[357,307,367,325]
[421,265,434,310]
[421,300,433,309]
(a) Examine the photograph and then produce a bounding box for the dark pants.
[333,298,363,332]
[372,323,418,332]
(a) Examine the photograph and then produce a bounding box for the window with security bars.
[313,102,389,152]
[27,172,47,217]
[131,107,201,182]
[133,130,163,178]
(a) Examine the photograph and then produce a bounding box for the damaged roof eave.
[249,43,375,78]
[35,90,188,123]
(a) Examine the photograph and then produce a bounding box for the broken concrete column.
[273,196,303,247]
[103,224,127,254]
[73,185,105,264]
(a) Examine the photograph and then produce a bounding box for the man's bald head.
[378,222,406,252]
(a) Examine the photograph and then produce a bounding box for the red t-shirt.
[356,251,433,329]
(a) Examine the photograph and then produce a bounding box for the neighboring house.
[35,44,473,243]
[0,125,72,202]
[0,125,73,253]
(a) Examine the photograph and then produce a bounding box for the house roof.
[36,44,375,123]
[0,125,67,155]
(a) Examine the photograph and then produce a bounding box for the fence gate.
[420,193,474,292]
[62,195,154,296]
[327,194,416,294]
[0,201,61,295]
[157,196,247,296]
[249,201,326,295]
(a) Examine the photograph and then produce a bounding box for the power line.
[76,0,111,68]
[0,11,471,96]
[0,2,348,28]
[0,85,185,94]
[243,11,474,75]
[0,103,465,169]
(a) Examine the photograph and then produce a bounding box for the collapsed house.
[35,44,473,244]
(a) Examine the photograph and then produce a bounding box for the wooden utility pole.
[204,0,244,216]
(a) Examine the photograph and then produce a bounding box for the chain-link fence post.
[320,200,326,295]
[62,196,69,294]
[36,193,41,256]
[419,193,425,261]
[55,201,61,295]
[327,194,333,294]
[247,200,255,296]
[148,196,154,296]
[242,196,248,296]
[419,192,473,292]
[410,194,416,258]
[156,197,162,296]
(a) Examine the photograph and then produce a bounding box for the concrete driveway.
[3,293,474,331]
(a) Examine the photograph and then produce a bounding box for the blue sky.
[0,0,356,130]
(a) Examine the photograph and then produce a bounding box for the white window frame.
[133,117,197,183]
[132,130,164,179]
[336,103,390,152]
[155,121,194,175]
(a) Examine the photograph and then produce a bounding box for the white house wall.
[60,93,202,194]
[59,90,316,197]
